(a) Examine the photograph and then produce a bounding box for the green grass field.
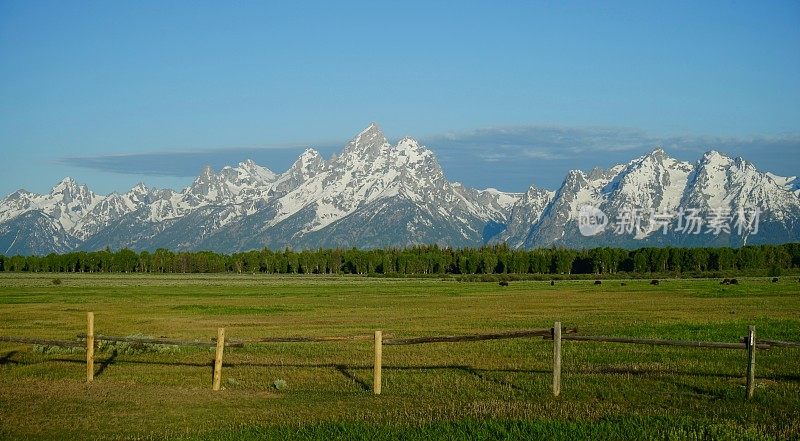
[0,273,798,440]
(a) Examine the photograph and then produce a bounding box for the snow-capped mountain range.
[2,123,799,255]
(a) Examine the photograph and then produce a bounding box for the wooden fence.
[1,312,797,400]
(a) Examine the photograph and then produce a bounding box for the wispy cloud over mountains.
[57,145,339,178]
[427,125,800,159]
[425,126,800,189]
[55,125,800,192]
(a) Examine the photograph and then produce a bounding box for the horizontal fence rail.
[1,312,798,399]
[76,333,244,348]
[250,335,379,343]
[0,336,85,348]
[545,334,773,350]
[760,339,800,348]
[383,327,577,345]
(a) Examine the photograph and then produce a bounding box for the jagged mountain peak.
[342,123,390,157]
[226,159,277,183]
[184,165,233,203]
[236,158,274,174]
[562,169,589,188]
[289,148,325,177]
[639,147,685,166]
[48,177,96,207]
[6,189,33,201]
[131,182,149,192]
[297,148,322,161]
[564,169,585,180]
[50,176,83,194]
[702,149,725,158]
[54,176,76,186]
[362,121,382,135]
[611,148,695,186]
[189,165,219,187]
[302,147,320,155]
[613,148,692,186]
[695,152,762,178]
[700,149,734,166]
[1,125,798,254]
[123,182,154,205]
[395,137,428,155]
[634,147,668,164]
[394,137,435,163]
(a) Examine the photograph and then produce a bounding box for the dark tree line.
[1,243,799,276]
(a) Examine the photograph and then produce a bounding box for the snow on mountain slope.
[766,172,800,196]
[0,123,520,253]
[600,148,693,238]
[72,184,155,240]
[166,124,521,251]
[269,149,325,196]
[0,190,37,224]
[513,164,623,248]
[497,185,554,248]
[0,178,100,232]
[503,148,800,248]
[0,211,79,255]
[682,151,800,218]
[1,124,797,254]
[264,124,514,241]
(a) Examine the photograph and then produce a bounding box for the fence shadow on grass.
[660,379,725,400]
[455,365,527,392]
[16,356,800,388]
[334,364,370,391]
[0,350,19,366]
[586,365,740,379]
[94,350,118,378]
[583,365,800,382]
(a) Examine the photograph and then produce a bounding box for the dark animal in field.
[550,280,555,286]
[721,278,731,285]
[620,282,627,286]
[594,280,602,285]
[772,277,779,283]
[730,278,739,285]
[499,280,509,287]
[650,279,660,285]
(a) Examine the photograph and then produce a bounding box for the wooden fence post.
[212,328,225,391]
[746,325,756,399]
[374,330,382,395]
[86,312,94,383]
[553,321,561,397]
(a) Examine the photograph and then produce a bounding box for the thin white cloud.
[425,125,800,163]
[477,152,509,162]
[521,148,568,160]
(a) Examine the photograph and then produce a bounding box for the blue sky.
[1,0,798,196]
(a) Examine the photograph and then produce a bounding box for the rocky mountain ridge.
[2,124,798,254]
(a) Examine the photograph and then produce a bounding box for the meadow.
[0,273,798,440]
